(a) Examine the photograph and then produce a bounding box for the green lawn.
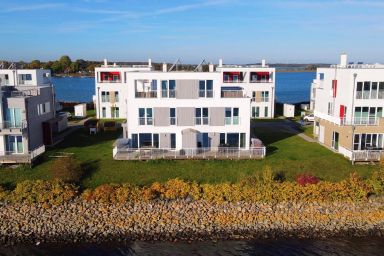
[0,121,378,189]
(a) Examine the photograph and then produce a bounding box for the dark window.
[131,134,138,148]
[170,133,176,149]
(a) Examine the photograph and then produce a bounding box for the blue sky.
[0,0,383,63]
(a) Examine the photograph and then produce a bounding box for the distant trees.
[29,60,41,69]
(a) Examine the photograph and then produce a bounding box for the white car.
[303,114,314,122]
[58,111,72,119]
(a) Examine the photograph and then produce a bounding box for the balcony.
[250,72,272,83]
[113,146,266,160]
[352,150,383,162]
[340,117,381,126]
[223,72,244,83]
[250,79,273,83]
[0,145,45,164]
[99,79,121,83]
[199,90,214,98]
[0,121,28,133]
[135,91,157,98]
[221,90,245,98]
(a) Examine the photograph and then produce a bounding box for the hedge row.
[1,168,383,205]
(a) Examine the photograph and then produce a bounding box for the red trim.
[255,72,270,75]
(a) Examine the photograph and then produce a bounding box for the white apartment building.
[94,59,275,160]
[0,68,56,164]
[310,54,384,162]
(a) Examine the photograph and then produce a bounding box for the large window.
[161,80,176,98]
[170,133,176,149]
[353,133,383,150]
[37,102,50,115]
[139,108,153,125]
[195,108,209,125]
[134,133,159,148]
[219,133,246,148]
[5,108,22,128]
[170,108,176,125]
[199,80,213,98]
[264,107,269,117]
[102,107,106,118]
[354,106,382,124]
[357,81,384,99]
[252,106,260,118]
[111,107,119,118]
[101,91,110,102]
[225,107,239,125]
[261,91,269,102]
[332,132,339,150]
[6,135,23,154]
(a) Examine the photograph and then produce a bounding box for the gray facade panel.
[177,107,195,126]
[182,129,197,148]
[176,80,198,99]
[159,133,171,148]
[210,107,225,126]
[209,132,221,148]
[154,107,170,126]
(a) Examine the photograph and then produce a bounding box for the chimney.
[113,62,116,67]
[209,63,214,72]
[162,62,167,72]
[148,58,152,67]
[340,53,348,67]
[103,59,108,67]
[219,59,223,67]
[261,59,266,67]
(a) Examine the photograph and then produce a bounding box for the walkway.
[48,117,92,147]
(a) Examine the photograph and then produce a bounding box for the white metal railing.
[11,89,39,97]
[161,90,176,98]
[135,91,157,98]
[340,117,380,126]
[225,117,240,125]
[199,90,214,98]
[30,145,45,159]
[99,80,121,83]
[0,120,27,129]
[113,146,266,160]
[352,150,383,162]
[223,80,245,83]
[250,79,273,83]
[0,145,45,163]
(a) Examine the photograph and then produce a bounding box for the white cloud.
[0,3,65,13]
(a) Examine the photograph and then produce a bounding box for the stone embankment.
[1,199,384,245]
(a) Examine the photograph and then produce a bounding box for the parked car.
[303,114,314,122]
[58,111,72,119]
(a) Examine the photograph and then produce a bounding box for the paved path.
[251,119,316,143]
[48,117,92,147]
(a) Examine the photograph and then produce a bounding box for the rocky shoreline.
[1,199,384,246]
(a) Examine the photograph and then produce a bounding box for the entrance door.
[332,132,339,150]
[319,126,325,143]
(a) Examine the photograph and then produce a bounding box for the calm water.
[51,72,316,104]
[1,237,383,256]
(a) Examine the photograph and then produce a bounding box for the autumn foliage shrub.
[296,173,319,186]
[51,156,83,184]
[6,180,78,205]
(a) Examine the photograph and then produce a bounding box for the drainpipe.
[351,73,357,161]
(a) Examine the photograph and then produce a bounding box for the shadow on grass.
[80,159,100,188]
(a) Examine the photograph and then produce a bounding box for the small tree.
[51,156,83,184]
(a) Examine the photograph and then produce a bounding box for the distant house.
[0,68,58,164]
[310,54,384,163]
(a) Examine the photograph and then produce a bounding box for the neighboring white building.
[94,58,274,160]
[310,54,384,162]
[0,67,56,164]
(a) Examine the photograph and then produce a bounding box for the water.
[275,72,316,104]
[1,237,383,255]
[51,77,95,102]
[51,72,316,104]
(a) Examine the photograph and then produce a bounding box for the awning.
[255,72,270,75]
[221,86,243,91]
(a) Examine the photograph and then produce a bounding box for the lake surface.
[1,237,383,256]
[51,72,316,104]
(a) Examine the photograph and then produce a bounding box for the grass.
[0,120,378,189]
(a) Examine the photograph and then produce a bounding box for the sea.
[7,71,382,255]
[51,72,316,104]
[1,237,383,256]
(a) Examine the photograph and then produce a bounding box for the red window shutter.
[332,80,337,97]
[340,105,345,118]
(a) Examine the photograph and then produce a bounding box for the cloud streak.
[0,3,65,13]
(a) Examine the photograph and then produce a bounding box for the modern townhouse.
[310,54,384,163]
[94,59,275,160]
[0,68,55,164]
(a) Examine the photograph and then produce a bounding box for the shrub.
[296,173,319,186]
[8,180,78,205]
[50,156,83,184]
[0,186,8,202]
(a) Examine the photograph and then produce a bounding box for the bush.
[8,180,78,205]
[0,186,8,202]
[51,156,83,183]
[296,173,319,186]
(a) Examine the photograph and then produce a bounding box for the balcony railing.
[99,80,121,83]
[223,80,244,83]
[199,90,214,98]
[0,145,45,164]
[221,90,244,98]
[170,117,177,125]
[0,120,27,129]
[225,117,240,125]
[161,90,176,98]
[195,117,209,125]
[352,150,383,162]
[113,146,266,160]
[135,91,157,98]
[138,117,153,125]
[250,79,273,83]
[251,97,269,102]
[340,117,380,126]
